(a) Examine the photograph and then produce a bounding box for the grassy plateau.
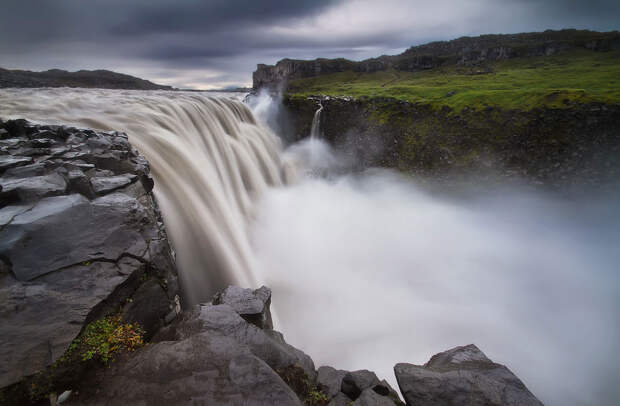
[286,49,620,111]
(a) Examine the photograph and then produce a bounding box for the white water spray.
[0,88,283,304]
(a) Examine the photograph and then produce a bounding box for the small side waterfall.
[310,101,323,139]
[0,88,284,304]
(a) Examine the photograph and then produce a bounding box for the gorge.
[1,85,618,406]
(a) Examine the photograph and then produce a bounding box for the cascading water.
[1,89,619,406]
[0,88,284,304]
[310,100,323,139]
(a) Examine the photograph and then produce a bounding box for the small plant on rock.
[276,365,329,406]
[67,314,144,363]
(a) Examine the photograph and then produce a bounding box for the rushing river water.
[1,88,619,406]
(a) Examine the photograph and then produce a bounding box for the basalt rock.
[65,283,406,406]
[253,29,620,89]
[394,344,544,406]
[67,287,313,405]
[212,285,273,329]
[0,119,179,396]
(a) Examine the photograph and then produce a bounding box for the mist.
[249,134,620,406]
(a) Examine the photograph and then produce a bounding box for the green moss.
[276,365,329,406]
[286,49,620,111]
[65,314,144,364]
[306,389,328,405]
[0,312,145,404]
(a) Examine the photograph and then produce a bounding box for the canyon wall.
[283,96,620,188]
[254,29,620,89]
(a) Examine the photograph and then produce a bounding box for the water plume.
[252,137,620,406]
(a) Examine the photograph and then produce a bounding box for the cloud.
[0,0,619,88]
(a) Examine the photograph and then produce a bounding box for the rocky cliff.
[253,29,620,88]
[0,68,173,90]
[0,119,179,404]
[283,96,620,189]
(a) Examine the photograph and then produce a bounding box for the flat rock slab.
[0,192,151,282]
[0,172,67,202]
[90,173,137,195]
[0,155,33,171]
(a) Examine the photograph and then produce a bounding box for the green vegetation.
[276,365,329,406]
[287,49,620,111]
[65,314,144,363]
[0,315,145,403]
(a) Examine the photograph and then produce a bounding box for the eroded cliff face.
[253,29,620,89]
[0,119,180,404]
[283,96,620,188]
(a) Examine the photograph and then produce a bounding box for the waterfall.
[0,88,284,304]
[310,101,323,139]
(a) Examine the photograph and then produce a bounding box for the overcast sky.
[1,0,619,89]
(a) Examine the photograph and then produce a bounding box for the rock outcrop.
[394,344,543,406]
[0,119,179,396]
[253,29,620,88]
[0,68,173,90]
[54,285,404,406]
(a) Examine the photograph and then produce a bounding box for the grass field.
[286,49,620,111]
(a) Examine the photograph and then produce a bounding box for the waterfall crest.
[0,88,284,304]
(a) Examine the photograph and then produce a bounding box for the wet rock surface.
[394,344,544,406]
[0,119,179,391]
[66,285,405,406]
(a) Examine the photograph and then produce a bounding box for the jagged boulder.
[317,366,348,399]
[67,286,317,405]
[316,366,401,405]
[341,370,380,399]
[212,285,273,329]
[0,119,179,394]
[394,344,544,406]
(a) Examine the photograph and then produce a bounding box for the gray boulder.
[342,370,381,400]
[318,365,348,398]
[0,119,179,392]
[70,286,318,405]
[353,388,397,406]
[394,344,544,406]
[212,285,273,329]
[328,392,353,406]
[158,300,316,381]
[75,333,302,406]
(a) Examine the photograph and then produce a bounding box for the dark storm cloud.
[0,0,619,88]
